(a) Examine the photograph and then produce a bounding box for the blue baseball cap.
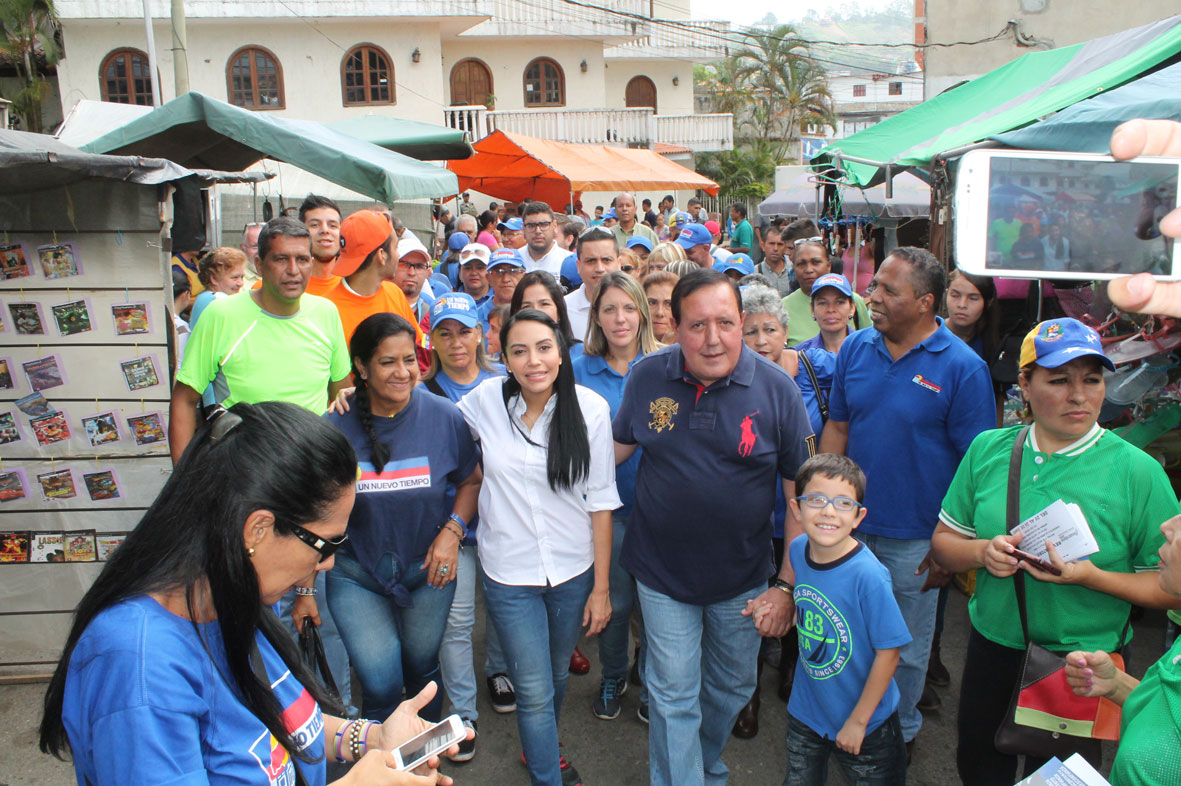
[673,211,693,226]
[497,217,523,232]
[626,235,653,253]
[447,232,470,251]
[810,273,853,299]
[1019,318,1115,372]
[430,292,480,329]
[560,253,582,288]
[715,253,754,277]
[602,208,617,220]
[675,223,712,249]
[488,248,525,271]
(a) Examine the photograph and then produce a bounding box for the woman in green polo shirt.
[931,318,1181,786]
[1065,514,1181,786]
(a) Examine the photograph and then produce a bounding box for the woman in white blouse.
[458,309,618,786]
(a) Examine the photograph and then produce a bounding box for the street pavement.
[1,589,1165,785]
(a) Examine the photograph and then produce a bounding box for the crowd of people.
[37,118,1181,786]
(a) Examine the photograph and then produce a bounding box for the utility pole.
[171,0,189,96]
[142,0,162,105]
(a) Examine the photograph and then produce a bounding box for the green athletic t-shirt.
[783,288,871,347]
[177,291,351,414]
[939,424,1177,652]
[1111,638,1181,786]
[730,219,754,251]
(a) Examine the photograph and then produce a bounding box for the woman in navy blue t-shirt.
[322,314,482,723]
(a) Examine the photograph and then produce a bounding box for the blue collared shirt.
[572,351,643,515]
[614,344,815,604]
[827,319,995,540]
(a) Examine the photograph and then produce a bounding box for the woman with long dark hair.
[322,313,482,726]
[509,271,582,357]
[40,401,463,785]
[457,310,619,786]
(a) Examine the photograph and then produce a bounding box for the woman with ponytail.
[40,400,465,786]
[320,313,482,726]
[456,309,619,786]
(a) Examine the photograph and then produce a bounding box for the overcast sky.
[692,0,900,26]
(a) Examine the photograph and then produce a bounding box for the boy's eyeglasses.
[796,493,862,513]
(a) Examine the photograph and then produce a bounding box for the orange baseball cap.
[335,210,392,278]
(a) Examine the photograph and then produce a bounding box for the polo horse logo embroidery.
[738,411,760,457]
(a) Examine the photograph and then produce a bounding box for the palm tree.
[730,24,835,161]
[0,0,61,133]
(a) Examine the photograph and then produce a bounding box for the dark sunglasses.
[288,522,348,563]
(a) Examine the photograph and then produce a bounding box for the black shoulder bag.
[797,350,829,424]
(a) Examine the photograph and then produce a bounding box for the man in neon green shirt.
[169,216,352,463]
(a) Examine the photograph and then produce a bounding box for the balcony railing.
[656,113,733,153]
[606,18,733,60]
[443,105,733,152]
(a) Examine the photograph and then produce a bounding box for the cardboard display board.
[0,180,172,677]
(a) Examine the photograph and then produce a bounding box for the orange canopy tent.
[446,130,719,207]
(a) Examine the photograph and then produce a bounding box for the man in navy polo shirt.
[819,247,994,753]
[614,269,814,786]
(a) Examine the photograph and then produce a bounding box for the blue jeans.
[785,712,907,786]
[325,549,456,721]
[856,534,936,742]
[279,571,354,715]
[439,543,508,722]
[482,566,593,786]
[637,580,763,786]
[598,513,647,701]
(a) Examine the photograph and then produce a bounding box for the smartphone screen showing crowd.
[391,714,465,771]
[955,149,1181,282]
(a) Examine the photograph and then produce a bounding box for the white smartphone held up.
[390,714,466,772]
[954,149,1181,282]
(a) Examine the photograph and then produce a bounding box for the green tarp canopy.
[326,115,473,161]
[813,15,1181,186]
[81,92,458,203]
[992,60,1181,152]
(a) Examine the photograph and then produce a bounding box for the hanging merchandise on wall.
[0,164,182,678]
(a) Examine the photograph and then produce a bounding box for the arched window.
[226,46,285,110]
[523,58,564,107]
[100,48,154,105]
[342,44,394,106]
[450,58,493,107]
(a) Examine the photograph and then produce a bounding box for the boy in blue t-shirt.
[780,454,911,784]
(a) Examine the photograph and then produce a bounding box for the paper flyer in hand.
[1016,753,1111,786]
[1013,499,1100,564]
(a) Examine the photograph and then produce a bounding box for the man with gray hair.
[455,212,478,243]
[819,246,995,756]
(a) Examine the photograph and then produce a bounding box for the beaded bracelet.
[349,719,379,762]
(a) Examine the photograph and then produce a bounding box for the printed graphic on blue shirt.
[356,457,432,492]
[795,584,853,680]
[248,685,322,785]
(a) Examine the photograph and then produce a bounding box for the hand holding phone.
[1009,546,1062,577]
[954,149,1181,282]
[391,714,466,772]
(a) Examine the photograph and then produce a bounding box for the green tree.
[697,140,777,203]
[0,0,61,133]
[730,24,835,161]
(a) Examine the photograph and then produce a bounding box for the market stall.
[446,130,719,208]
[0,131,247,677]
